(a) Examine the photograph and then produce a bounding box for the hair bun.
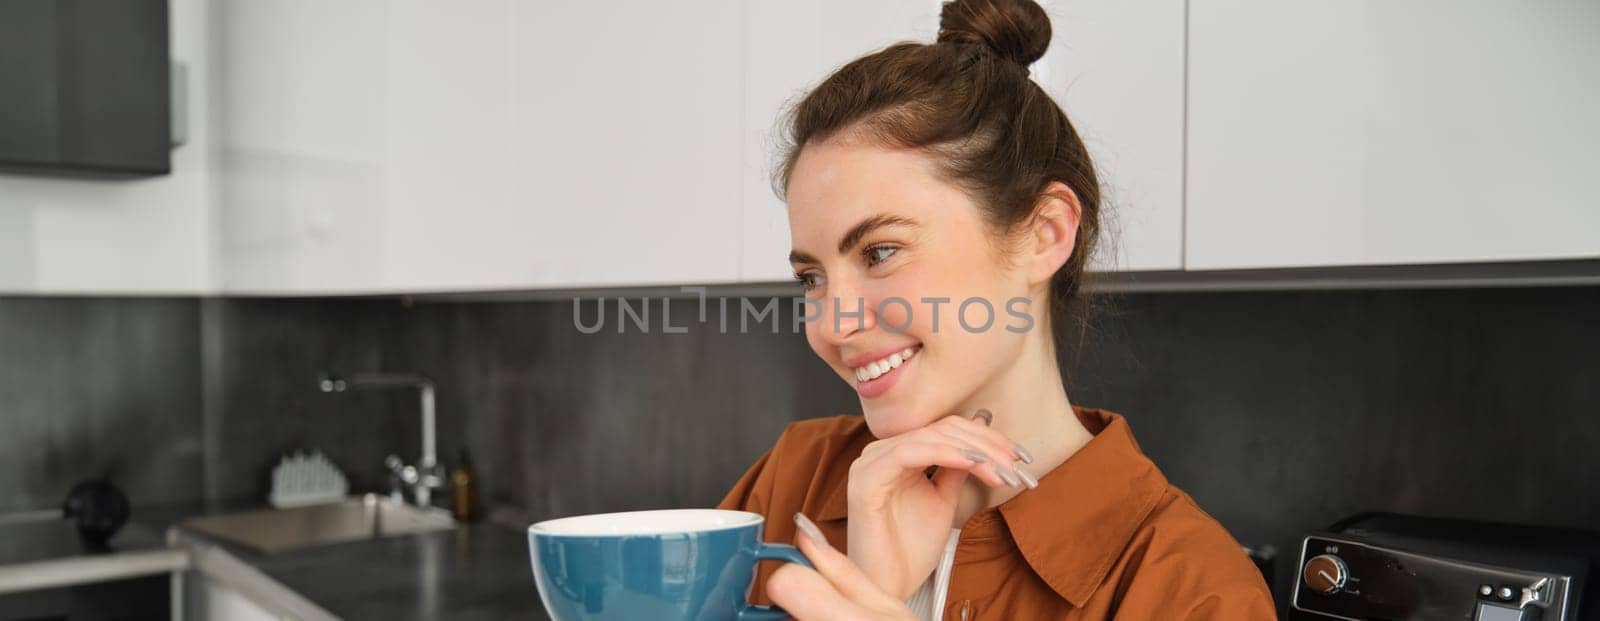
[937,0,1052,69]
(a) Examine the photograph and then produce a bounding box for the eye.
[793,271,825,292]
[864,245,899,266]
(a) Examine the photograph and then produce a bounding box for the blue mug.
[528,509,812,620]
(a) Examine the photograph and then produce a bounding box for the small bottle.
[450,447,479,522]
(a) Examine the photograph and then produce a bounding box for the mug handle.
[737,542,815,621]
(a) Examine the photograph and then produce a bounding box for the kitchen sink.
[178,494,455,553]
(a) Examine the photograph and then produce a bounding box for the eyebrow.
[789,214,919,266]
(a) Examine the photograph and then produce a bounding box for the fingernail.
[1015,464,1039,489]
[1011,441,1034,464]
[793,512,827,547]
[996,465,1021,488]
[961,449,988,464]
[972,408,993,426]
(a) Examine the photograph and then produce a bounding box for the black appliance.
[0,0,171,176]
[1290,512,1600,620]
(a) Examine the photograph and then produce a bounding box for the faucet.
[318,372,444,509]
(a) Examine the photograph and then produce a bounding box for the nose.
[814,275,876,345]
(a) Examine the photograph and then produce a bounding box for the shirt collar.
[806,406,1167,608]
[999,406,1168,607]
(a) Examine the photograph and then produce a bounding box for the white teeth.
[851,346,920,382]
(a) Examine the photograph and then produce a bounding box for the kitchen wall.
[1063,285,1599,598]
[1,285,1594,606]
[198,284,1600,608]
[0,297,203,513]
[197,296,859,514]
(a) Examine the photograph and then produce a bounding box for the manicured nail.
[972,408,993,426]
[793,512,827,548]
[1011,442,1034,465]
[996,465,1021,488]
[1015,464,1039,489]
[961,449,988,464]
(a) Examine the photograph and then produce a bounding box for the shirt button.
[957,599,972,621]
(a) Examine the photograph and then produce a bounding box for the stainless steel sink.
[178,494,455,553]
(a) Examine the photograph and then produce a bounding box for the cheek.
[874,297,914,332]
[862,271,938,335]
[804,321,835,363]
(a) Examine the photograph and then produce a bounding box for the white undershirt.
[904,528,962,620]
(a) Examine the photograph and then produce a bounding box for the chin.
[858,396,945,439]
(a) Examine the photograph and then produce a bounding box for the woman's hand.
[845,411,1034,598]
[767,513,917,621]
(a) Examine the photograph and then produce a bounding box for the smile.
[851,345,919,382]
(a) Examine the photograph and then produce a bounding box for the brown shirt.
[717,405,1277,620]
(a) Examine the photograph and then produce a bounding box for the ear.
[1023,181,1082,286]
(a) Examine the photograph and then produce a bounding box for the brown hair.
[774,0,1111,355]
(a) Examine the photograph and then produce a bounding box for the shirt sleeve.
[1176,586,1279,621]
[1109,545,1277,621]
[716,445,775,514]
[715,443,782,606]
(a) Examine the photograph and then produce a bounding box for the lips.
[845,344,921,399]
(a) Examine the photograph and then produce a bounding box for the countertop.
[0,511,187,595]
[177,518,545,620]
[0,503,547,620]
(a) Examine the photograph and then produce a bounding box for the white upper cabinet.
[740,0,939,283]
[506,1,744,290]
[220,0,745,294]
[1186,0,1600,270]
[1036,0,1186,273]
[16,1,1597,296]
[741,0,1187,281]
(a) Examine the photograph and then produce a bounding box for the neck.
[950,333,1093,527]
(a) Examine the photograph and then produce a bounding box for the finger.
[930,463,969,505]
[938,415,1036,487]
[767,562,865,621]
[929,423,1025,488]
[792,513,905,608]
[940,414,1027,462]
[855,440,1003,489]
[929,424,1019,481]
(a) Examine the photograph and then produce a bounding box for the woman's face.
[786,137,1041,438]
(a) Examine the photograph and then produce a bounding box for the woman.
[717,0,1276,619]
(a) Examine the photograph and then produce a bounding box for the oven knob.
[1303,554,1349,595]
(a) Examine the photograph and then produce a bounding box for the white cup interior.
[529,509,762,537]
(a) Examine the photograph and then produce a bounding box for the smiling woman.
[715,0,1277,620]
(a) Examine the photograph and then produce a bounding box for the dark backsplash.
[0,297,203,513]
[3,286,1596,606]
[198,296,858,516]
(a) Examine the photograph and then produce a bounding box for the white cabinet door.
[218,0,421,294]
[1186,0,1600,270]
[740,1,940,283]
[183,571,281,621]
[741,0,1186,281]
[1036,0,1186,273]
[507,1,744,290]
[220,0,745,294]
